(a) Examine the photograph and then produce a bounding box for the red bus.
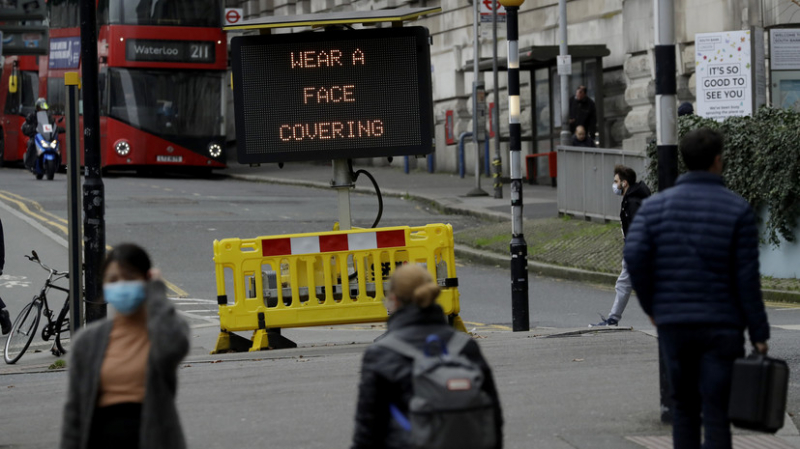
[0,55,46,167]
[42,0,228,172]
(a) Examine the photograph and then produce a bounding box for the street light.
[499,0,529,332]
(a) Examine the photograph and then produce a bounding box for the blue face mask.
[103,281,146,315]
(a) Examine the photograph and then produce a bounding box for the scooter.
[31,111,62,181]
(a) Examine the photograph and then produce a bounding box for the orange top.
[97,308,150,407]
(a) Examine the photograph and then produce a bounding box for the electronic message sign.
[231,27,433,164]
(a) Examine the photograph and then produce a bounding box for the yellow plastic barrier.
[211,224,465,353]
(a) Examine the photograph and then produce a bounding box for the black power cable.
[348,159,383,229]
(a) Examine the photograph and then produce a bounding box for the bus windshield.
[109,0,221,27]
[4,71,39,116]
[109,69,222,139]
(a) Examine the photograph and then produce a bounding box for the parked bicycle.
[3,250,72,364]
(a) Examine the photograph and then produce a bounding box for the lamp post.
[499,0,529,332]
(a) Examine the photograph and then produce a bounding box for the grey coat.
[60,280,190,449]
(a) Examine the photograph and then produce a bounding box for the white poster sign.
[695,30,753,120]
[557,55,572,75]
[770,29,800,71]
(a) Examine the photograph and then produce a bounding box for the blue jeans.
[659,325,745,449]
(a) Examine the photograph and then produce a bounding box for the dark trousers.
[659,325,745,449]
[87,402,142,449]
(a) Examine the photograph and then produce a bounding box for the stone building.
[224,0,800,175]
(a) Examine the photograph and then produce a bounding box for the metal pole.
[558,0,571,147]
[332,159,353,230]
[655,0,678,191]
[503,3,529,332]
[654,0,677,424]
[469,0,489,197]
[65,72,82,334]
[80,0,106,322]
[492,0,503,198]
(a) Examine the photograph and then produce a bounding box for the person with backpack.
[350,264,503,449]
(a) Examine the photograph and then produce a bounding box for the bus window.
[98,0,109,25]
[47,77,66,116]
[49,0,80,29]
[109,68,222,138]
[16,72,40,116]
[110,0,222,27]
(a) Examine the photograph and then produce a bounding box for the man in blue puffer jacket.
[624,128,770,449]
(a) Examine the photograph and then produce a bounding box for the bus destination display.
[231,27,433,164]
[126,39,216,63]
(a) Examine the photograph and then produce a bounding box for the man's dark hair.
[614,165,636,184]
[578,85,587,94]
[680,128,723,171]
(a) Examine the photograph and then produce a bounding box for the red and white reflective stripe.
[262,230,406,257]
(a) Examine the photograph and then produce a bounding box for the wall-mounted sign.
[770,29,800,71]
[49,37,81,69]
[126,39,215,63]
[225,8,244,26]
[445,110,455,145]
[695,29,765,120]
[231,27,433,164]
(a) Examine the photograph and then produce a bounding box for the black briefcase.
[728,352,789,433]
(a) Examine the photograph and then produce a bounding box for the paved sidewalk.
[3,325,798,449]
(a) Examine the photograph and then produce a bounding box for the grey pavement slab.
[3,328,798,448]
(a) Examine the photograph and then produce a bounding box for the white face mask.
[612,182,623,196]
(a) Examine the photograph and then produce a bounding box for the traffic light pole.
[80,0,106,322]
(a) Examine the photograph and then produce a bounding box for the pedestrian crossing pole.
[499,0,529,332]
[654,0,678,423]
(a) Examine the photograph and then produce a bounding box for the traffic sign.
[231,26,433,164]
[225,8,243,26]
[480,0,506,23]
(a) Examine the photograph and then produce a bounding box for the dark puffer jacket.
[351,304,503,449]
[624,172,770,344]
[620,181,651,238]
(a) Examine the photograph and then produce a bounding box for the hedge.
[645,107,800,247]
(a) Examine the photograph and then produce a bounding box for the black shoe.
[1,308,11,335]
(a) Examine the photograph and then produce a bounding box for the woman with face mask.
[60,243,190,449]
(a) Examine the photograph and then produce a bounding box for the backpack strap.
[374,335,423,360]
[446,331,473,356]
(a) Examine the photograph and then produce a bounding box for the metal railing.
[556,145,647,221]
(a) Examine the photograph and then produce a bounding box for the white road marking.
[772,324,800,331]
[0,197,68,248]
[169,297,218,304]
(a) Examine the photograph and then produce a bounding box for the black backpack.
[375,332,497,449]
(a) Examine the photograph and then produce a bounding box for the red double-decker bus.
[0,55,45,167]
[41,0,228,172]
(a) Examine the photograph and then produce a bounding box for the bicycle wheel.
[55,302,71,356]
[4,301,42,364]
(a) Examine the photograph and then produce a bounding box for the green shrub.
[645,108,800,247]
